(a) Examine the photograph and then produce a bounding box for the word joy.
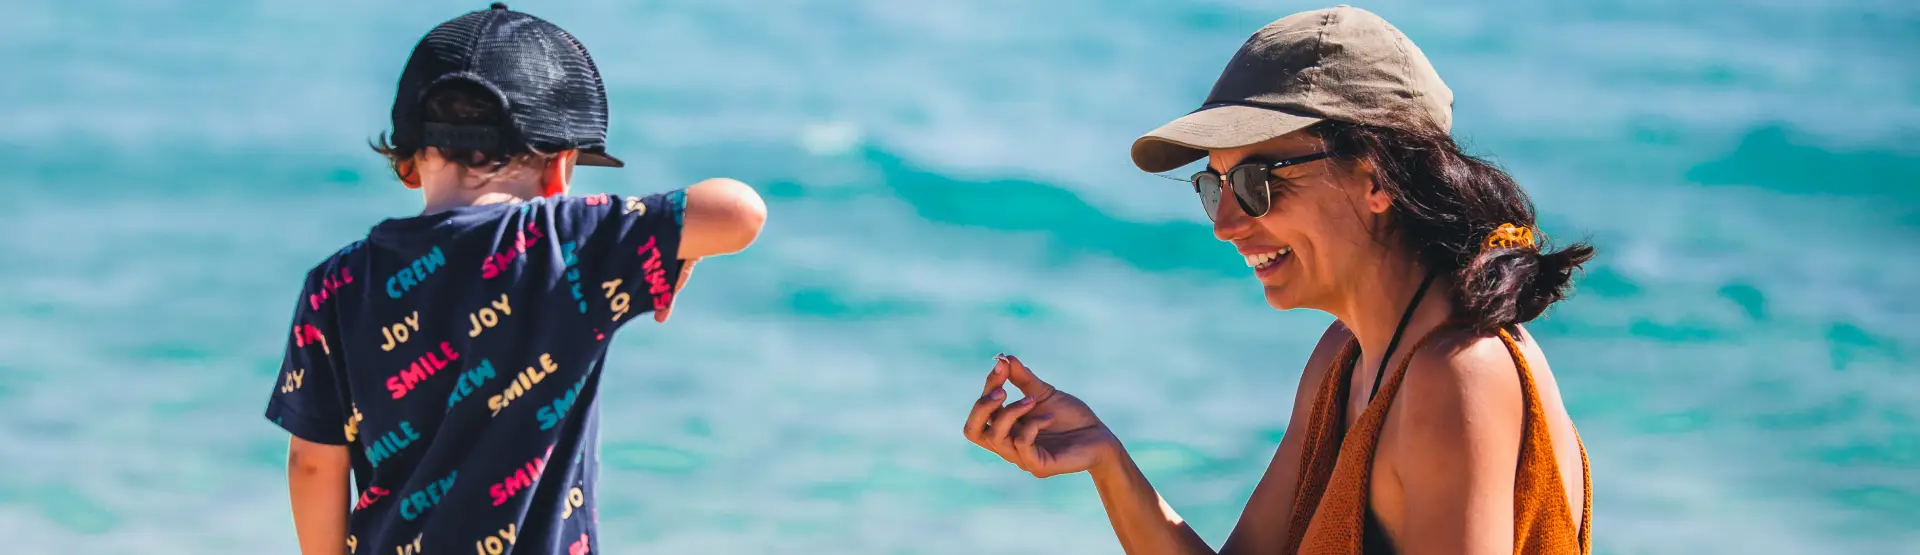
[473,524,517,555]
[560,487,585,520]
[395,534,424,555]
[279,368,305,394]
[467,294,513,338]
[600,279,631,322]
[379,311,421,352]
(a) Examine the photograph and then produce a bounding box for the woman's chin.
[1262,286,1307,311]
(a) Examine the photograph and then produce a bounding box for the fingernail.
[1014,396,1033,406]
[989,390,1005,400]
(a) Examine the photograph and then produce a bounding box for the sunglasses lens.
[1193,173,1224,221]
[1228,165,1270,218]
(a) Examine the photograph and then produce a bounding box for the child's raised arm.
[676,177,767,260]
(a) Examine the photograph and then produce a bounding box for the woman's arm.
[966,322,1350,555]
[1086,443,1216,555]
[1388,335,1525,555]
[1072,322,1353,555]
[1215,322,1351,555]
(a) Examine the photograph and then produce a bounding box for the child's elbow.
[682,177,767,258]
[286,436,349,477]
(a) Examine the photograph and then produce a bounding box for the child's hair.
[372,79,556,181]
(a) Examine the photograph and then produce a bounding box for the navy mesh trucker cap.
[390,3,623,167]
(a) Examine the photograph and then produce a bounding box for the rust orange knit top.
[1282,328,1592,554]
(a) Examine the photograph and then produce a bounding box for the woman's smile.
[1242,246,1292,278]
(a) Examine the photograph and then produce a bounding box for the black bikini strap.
[1369,268,1438,403]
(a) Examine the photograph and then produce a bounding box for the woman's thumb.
[999,354,1055,398]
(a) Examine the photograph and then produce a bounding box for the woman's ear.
[1352,158,1392,214]
[541,150,579,198]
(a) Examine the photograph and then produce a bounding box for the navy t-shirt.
[265,191,685,555]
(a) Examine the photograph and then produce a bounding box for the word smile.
[488,353,558,417]
[310,265,354,310]
[637,236,674,312]
[488,445,553,506]
[364,421,421,468]
[386,341,463,399]
[481,220,546,280]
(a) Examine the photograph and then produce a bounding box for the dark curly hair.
[1314,120,1596,334]
[371,79,554,182]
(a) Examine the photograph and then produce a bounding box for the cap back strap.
[422,122,505,151]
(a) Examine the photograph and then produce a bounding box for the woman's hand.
[963,354,1118,478]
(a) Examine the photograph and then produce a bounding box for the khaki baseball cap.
[1131,5,1454,173]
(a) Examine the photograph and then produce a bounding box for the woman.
[962,7,1594,555]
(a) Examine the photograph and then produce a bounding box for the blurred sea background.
[1,1,1916,553]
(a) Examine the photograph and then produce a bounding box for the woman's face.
[1205,130,1390,311]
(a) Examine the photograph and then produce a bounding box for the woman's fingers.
[963,389,1007,444]
[1002,355,1056,401]
[982,356,1009,396]
[964,356,1016,445]
[1011,413,1055,471]
[987,395,1040,446]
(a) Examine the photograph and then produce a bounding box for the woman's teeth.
[1244,247,1292,268]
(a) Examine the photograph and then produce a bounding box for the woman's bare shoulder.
[1296,320,1355,393]
[1393,329,1526,442]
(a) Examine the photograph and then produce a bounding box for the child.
[263,4,766,554]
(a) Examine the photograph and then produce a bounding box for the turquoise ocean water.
[1,1,1916,553]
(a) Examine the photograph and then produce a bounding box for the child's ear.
[396,158,422,189]
[542,150,579,197]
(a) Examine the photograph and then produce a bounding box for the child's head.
[374,80,578,199]
[374,3,621,202]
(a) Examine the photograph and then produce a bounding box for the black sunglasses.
[1190,152,1330,221]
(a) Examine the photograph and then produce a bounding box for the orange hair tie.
[1483,223,1536,250]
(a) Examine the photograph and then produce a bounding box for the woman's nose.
[1212,195,1253,242]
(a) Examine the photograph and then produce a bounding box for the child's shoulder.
[292,239,366,313]
[525,193,659,228]
[544,192,621,211]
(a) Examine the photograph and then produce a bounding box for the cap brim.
[1130,105,1323,173]
[578,148,624,168]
